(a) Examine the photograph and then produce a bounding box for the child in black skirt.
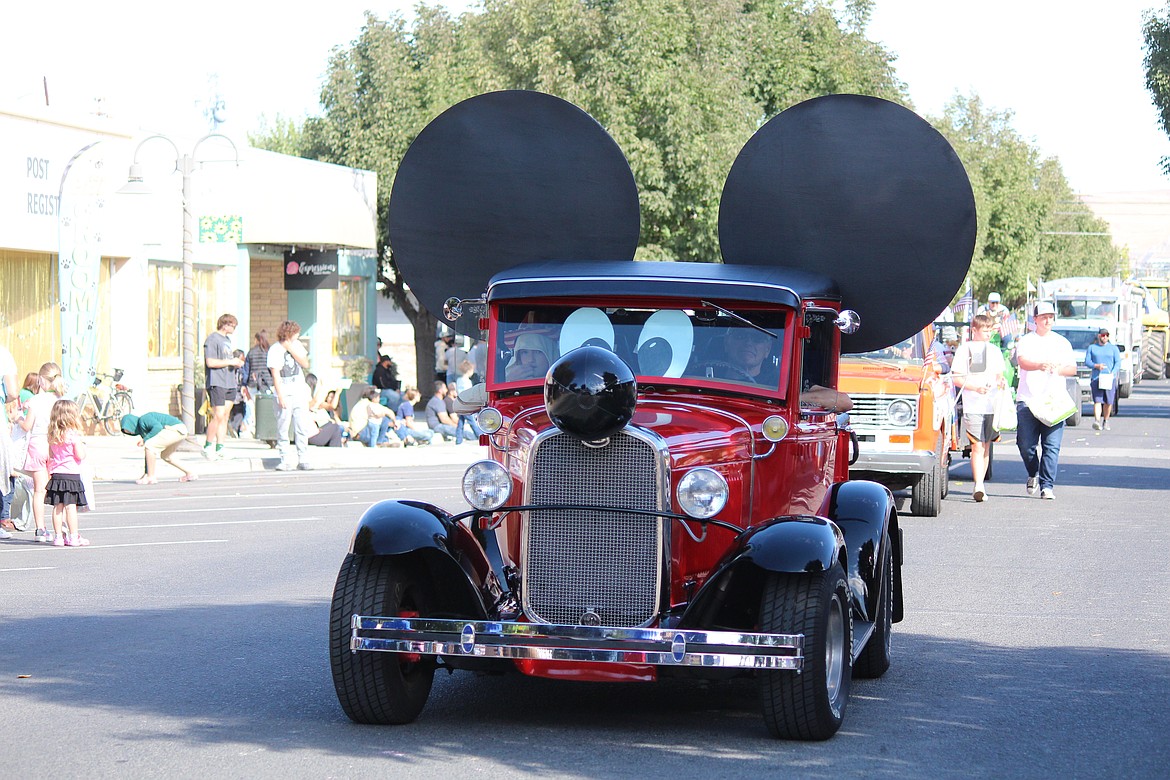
[45,399,89,547]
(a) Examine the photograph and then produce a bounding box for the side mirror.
[443,297,463,322]
[834,310,861,334]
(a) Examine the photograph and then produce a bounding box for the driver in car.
[505,332,557,381]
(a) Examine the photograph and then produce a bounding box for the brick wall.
[249,256,288,339]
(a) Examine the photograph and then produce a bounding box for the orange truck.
[838,325,954,516]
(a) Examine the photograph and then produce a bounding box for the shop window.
[147,262,219,359]
[333,278,366,359]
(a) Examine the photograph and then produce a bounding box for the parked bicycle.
[77,369,135,436]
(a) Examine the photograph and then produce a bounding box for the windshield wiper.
[700,300,776,339]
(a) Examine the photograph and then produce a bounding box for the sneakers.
[53,534,65,547]
[35,528,53,543]
[296,463,314,471]
[972,488,985,503]
[275,462,295,471]
[0,528,11,540]
[1040,488,1056,500]
[1092,420,1101,431]
[1103,422,1111,431]
[64,535,90,547]
[203,448,221,461]
[1025,477,1039,496]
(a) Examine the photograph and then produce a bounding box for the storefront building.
[1,106,377,420]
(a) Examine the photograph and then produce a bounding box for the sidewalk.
[83,432,487,482]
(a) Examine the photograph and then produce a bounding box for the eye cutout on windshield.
[635,310,694,378]
[559,307,615,354]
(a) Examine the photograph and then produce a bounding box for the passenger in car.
[505,333,558,381]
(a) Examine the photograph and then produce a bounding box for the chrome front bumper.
[852,450,936,474]
[350,616,803,670]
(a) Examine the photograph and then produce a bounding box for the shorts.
[1090,380,1116,406]
[963,412,1000,444]
[23,438,48,473]
[45,473,88,508]
[208,386,239,407]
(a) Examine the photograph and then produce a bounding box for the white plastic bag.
[992,389,1017,432]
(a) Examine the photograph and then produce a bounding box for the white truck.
[1039,277,1145,400]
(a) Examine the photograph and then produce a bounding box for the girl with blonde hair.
[45,398,89,546]
[17,363,66,542]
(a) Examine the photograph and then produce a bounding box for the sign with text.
[284,248,339,290]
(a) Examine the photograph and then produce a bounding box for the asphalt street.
[1,381,1168,778]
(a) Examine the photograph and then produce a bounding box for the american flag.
[1001,311,1021,339]
[954,285,975,321]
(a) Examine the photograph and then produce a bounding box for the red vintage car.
[329,91,975,739]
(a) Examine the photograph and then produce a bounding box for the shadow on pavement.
[0,602,1166,777]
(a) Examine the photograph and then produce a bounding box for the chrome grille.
[847,393,919,428]
[523,431,663,628]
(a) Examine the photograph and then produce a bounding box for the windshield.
[494,302,788,392]
[843,330,928,364]
[1055,299,1117,319]
[1054,329,1099,351]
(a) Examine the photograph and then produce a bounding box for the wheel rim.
[824,592,846,703]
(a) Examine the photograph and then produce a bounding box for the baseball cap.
[988,292,1001,302]
[1034,302,1055,317]
[1098,327,1110,335]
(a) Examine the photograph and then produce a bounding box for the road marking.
[81,500,376,516]
[0,566,56,572]
[0,539,229,553]
[86,517,316,531]
[82,540,230,549]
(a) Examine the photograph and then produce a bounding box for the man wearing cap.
[1083,328,1122,431]
[1014,302,1077,499]
[978,292,1013,346]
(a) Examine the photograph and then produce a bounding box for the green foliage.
[930,95,1119,309]
[247,114,305,155]
[1143,3,1170,175]
[343,355,374,383]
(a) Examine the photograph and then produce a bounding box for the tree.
[1143,3,1170,176]
[930,94,1118,309]
[253,0,904,374]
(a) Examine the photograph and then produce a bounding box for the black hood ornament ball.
[544,346,637,442]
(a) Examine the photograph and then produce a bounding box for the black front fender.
[680,516,846,629]
[821,480,901,623]
[349,499,497,620]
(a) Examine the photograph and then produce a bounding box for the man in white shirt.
[1013,302,1077,500]
[951,314,1007,502]
[267,320,313,471]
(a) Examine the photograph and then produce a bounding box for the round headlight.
[477,407,503,434]
[762,415,789,442]
[888,399,914,426]
[676,468,729,519]
[462,460,512,511]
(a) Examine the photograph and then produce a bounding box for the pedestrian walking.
[267,320,313,470]
[0,343,17,538]
[45,399,89,547]
[1084,328,1122,431]
[203,314,245,460]
[1014,302,1077,500]
[951,313,1007,502]
[18,364,65,542]
[120,412,197,484]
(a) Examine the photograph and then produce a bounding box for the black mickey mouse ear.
[388,90,641,337]
[718,94,976,353]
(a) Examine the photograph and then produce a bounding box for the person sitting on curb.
[347,388,401,447]
[394,388,433,445]
[425,381,459,442]
[120,413,198,484]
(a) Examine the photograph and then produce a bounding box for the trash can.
[253,392,286,447]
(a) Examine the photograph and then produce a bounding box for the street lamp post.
[121,134,239,435]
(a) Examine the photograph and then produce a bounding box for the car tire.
[759,564,852,740]
[854,532,892,679]
[329,553,436,725]
[909,433,944,517]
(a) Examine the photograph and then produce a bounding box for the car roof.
[487,260,839,309]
